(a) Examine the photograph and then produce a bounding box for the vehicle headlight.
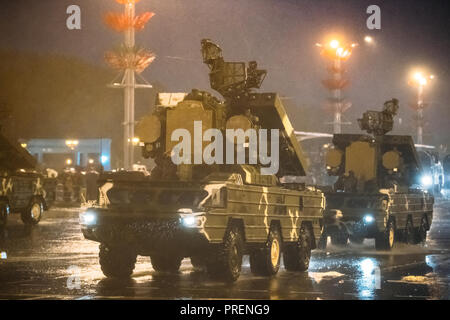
[79,211,97,226]
[421,175,433,187]
[181,216,197,227]
[363,214,374,224]
[179,212,205,228]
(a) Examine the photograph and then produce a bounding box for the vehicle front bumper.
[342,218,384,238]
[324,211,386,238]
[80,211,210,256]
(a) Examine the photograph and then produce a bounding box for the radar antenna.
[201,39,267,99]
[358,98,399,136]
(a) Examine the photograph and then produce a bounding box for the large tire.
[283,226,312,272]
[415,215,428,244]
[151,254,183,273]
[0,202,9,228]
[250,227,282,276]
[99,244,137,278]
[206,225,244,282]
[375,219,396,251]
[404,218,415,244]
[21,198,43,225]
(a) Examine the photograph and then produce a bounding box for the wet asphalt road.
[0,201,449,300]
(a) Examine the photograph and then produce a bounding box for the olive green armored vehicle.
[80,40,325,282]
[0,131,48,227]
[320,99,434,250]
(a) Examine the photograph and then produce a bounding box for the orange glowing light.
[318,36,357,60]
[105,12,155,32]
[333,46,352,59]
[134,12,155,30]
[364,36,373,43]
[115,0,141,4]
[410,70,435,88]
[329,40,339,49]
[413,72,423,81]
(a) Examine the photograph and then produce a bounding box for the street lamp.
[364,36,373,44]
[317,37,358,134]
[65,139,79,150]
[409,70,435,144]
[104,0,155,170]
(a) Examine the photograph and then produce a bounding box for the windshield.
[106,187,208,208]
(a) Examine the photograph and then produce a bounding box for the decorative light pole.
[104,0,155,170]
[409,71,435,145]
[317,38,357,134]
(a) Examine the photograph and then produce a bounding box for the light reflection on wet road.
[0,202,449,300]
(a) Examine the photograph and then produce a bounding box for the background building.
[24,138,111,171]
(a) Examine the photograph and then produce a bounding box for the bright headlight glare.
[421,175,433,187]
[181,216,196,227]
[363,214,374,224]
[80,211,97,225]
[180,214,205,228]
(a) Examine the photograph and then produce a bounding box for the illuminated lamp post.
[316,38,357,134]
[409,71,435,145]
[104,0,155,170]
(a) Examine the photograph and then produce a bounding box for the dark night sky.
[0,0,449,145]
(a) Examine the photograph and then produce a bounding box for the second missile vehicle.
[320,99,434,250]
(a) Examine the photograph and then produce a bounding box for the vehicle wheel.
[99,244,137,278]
[21,198,43,225]
[151,254,183,273]
[415,216,428,244]
[206,225,244,282]
[404,218,415,244]
[349,235,364,245]
[375,219,396,251]
[0,202,9,228]
[283,226,312,272]
[250,227,282,276]
[330,229,348,246]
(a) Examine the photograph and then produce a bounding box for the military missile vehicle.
[320,99,434,250]
[80,39,325,282]
[0,131,48,227]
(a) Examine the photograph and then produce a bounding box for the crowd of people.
[41,161,103,206]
